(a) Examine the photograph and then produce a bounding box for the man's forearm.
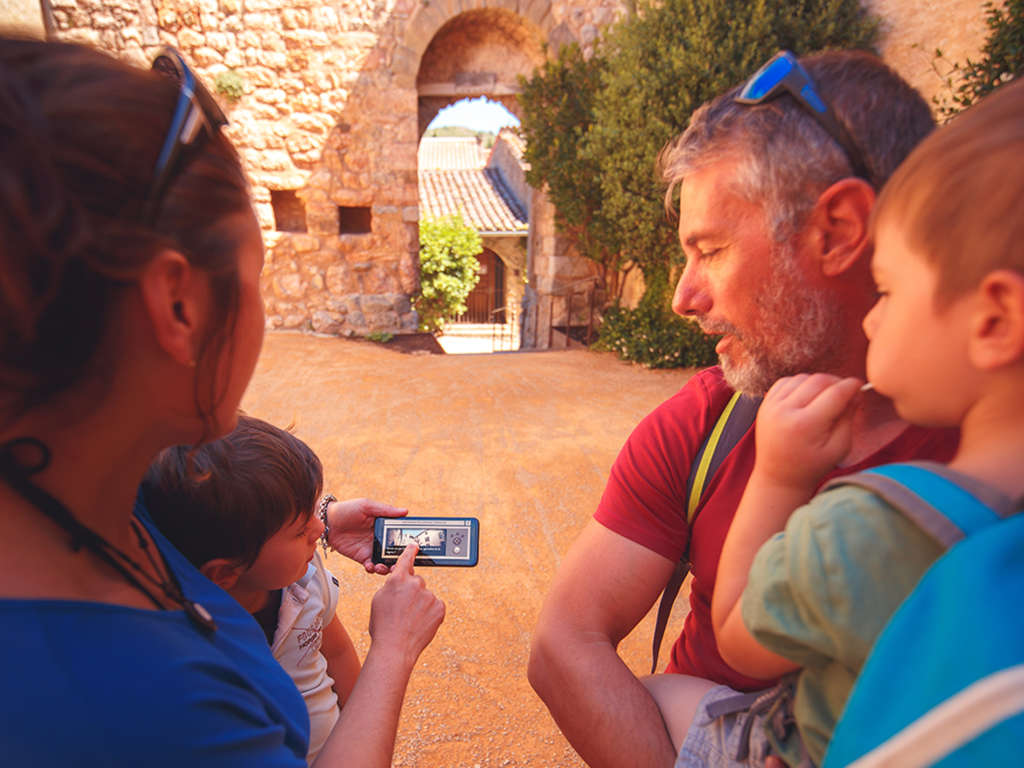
[529,634,677,768]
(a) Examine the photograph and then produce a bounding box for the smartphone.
[372,516,480,567]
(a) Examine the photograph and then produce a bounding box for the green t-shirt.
[741,485,944,766]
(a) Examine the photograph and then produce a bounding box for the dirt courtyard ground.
[241,332,696,767]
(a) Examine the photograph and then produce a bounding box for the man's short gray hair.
[658,50,935,241]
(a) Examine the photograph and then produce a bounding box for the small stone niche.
[271,190,307,233]
[338,206,372,235]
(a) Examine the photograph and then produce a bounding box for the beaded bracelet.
[318,493,336,556]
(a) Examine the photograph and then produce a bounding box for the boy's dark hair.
[143,414,323,569]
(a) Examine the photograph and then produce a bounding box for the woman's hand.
[368,545,446,669]
[327,498,408,574]
[754,373,863,491]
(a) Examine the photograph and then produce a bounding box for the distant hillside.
[425,126,497,146]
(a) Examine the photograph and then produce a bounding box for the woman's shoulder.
[0,598,309,767]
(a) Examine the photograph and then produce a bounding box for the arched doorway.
[414,9,546,138]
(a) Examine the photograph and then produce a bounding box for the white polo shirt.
[270,551,341,764]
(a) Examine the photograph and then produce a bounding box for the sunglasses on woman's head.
[143,47,228,224]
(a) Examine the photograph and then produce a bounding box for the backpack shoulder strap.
[823,495,1023,768]
[685,392,760,523]
[650,390,760,674]
[822,462,1002,548]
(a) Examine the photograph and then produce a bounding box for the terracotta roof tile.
[419,168,528,234]
[418,136,528,234]
[418,137,487,170]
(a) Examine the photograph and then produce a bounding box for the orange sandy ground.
[241,332,696,768]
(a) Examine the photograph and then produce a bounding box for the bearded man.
[528,49,959,768]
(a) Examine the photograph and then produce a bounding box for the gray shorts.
[674,682,802,768]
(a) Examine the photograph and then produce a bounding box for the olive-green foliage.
[595,302,720,368]
[934,0,1023,118]
[519,0,877,367]
[214,70,244,103]
[595,268,719,368]
[519,44,618,271]
[589,0,877,281]
[416,213,482,333]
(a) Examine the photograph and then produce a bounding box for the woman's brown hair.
[0,37,252,425]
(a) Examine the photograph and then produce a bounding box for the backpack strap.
[823,487,1022,768]
[822,462,1002,548]
[650,390,760,674]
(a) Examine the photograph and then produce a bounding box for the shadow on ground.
[242,331,696,768]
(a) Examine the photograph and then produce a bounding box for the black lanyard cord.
[0,437,216,632]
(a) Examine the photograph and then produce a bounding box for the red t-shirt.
[595,366,959,691]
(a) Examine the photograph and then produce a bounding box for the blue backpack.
[821,463,1024,767]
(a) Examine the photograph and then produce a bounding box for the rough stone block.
[400,312,419,331]
[192,47,224,66]
[258,150,293,172]
[365,310,400,332]
[178,28,204,47]
[273,273,304,298]
[289,234,319,253]
[388,293,413,316]
[362,294,392,313]
[311,310,342,334]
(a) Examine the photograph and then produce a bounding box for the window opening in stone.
[338,206,372,235]
[271,190,307,233]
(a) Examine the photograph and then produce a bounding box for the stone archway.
[404,2,615,348]
[413,8,546,137]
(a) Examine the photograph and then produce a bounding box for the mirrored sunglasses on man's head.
[735,50,877,188]
[143,47,229,224]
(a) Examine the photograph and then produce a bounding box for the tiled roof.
[419,167,528,234]
[488,127,525,164]
[418,136,528,234]
[418,137,487,170]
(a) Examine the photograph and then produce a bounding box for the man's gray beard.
[703,243,844,396]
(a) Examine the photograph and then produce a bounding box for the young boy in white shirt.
[144,414,404,764]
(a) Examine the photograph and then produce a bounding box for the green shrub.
[415,213,482,333]
[214,70,245,103]
[520,0,877,366]
[366,331,394,344]
[933,0,1023,117]
[595,302,719,369]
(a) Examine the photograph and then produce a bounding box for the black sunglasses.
[735,50,877,187]
[143,47,229,224]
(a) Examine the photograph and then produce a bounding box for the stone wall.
[48,0,625,338]
[42,0,993,341]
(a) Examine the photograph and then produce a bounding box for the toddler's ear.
[970,270,1024,369]
[199,558,246,590]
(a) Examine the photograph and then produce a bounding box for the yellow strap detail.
[687,391,742,524]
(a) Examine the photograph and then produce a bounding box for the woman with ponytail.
[0,37,443,767]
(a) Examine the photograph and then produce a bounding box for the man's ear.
[969,270,1024,370]
[199,558,247,591]
[138,250,208,367]
[803,178,875,278]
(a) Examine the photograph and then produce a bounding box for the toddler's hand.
[754,373,863,489]
[368,545,446,669]
[326,498,408,574]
